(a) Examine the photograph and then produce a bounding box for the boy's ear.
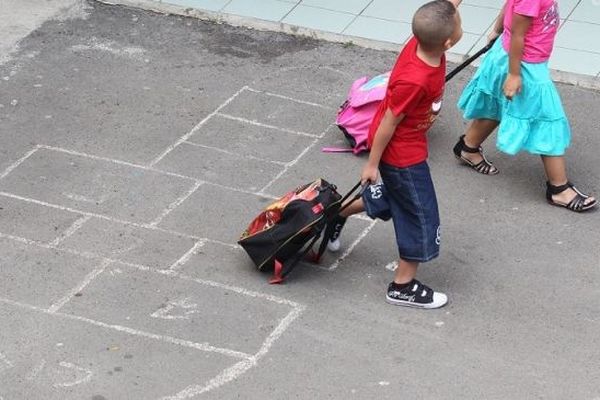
[444,38,453,51]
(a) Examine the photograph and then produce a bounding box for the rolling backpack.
[238,179,361,284]
[324,39,498,155]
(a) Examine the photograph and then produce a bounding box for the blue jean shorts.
[362,161,440,262]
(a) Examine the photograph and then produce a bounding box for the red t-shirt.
[367,37,446,168]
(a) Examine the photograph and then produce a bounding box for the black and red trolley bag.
[238,179,362,284]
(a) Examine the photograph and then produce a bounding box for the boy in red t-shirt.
[328,0,463,309]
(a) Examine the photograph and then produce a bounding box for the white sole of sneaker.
[385,293,448,309]
[327,239,340,252]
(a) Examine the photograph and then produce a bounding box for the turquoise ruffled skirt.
[458,38,570,156]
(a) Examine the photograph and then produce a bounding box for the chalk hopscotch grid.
[0,230,305,372]
[0,85,373,397]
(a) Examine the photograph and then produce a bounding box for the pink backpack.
[323,39,497,156]
[323,72,390,155]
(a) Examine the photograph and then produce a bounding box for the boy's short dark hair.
[412,0,456,51]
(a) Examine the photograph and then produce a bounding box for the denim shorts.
[362,161,440,262]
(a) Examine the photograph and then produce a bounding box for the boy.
[329,0,463,309]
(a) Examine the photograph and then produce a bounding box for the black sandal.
[453,135,499,175]
[546,181,597,212]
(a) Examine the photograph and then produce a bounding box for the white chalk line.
[1,228,223,277]
[0,296,253,361]
[160,303,305,400]
[38,144,197,183]
[328,219,378,271]
[0,352,13,372]
[258,124,334,195]
[212,111,321,140]
[216,113,320,139]
[47,259,112,314]
[0,224,183,276]
[52,361,93,388]
[62,191,111,204]
[245,87,333,110]
[35,144,280,204]
[0,191,203,241]
[203,237,242,250]
[182,140,287,166]
[151,297,199,320]
[168,240,205,271]
[0,190,262,252]
[351,213,371,222]
[0,231,105,263]
[48,215,92,247]
[148,86,248,167]
[171,271,302,309]
[148,181,204,227]
[200,181,278,201]
[0,145,40,180]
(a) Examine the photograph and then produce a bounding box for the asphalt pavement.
[0,1,599,399]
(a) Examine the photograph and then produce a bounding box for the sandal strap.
[546,181,573,195]
[567,193,588,211]
[546,181,596,211]
[474,160,493,174]
[458,135,481,154]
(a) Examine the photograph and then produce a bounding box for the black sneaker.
[327,216,347,252]
[386,280,448,309]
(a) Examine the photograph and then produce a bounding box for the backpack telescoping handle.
[444,37,497,83]
[337,181,365,215]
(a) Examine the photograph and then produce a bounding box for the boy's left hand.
[361,163,379,186]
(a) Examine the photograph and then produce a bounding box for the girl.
[454,0,596,212]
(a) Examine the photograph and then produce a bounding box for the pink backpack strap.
[321,147,353,153]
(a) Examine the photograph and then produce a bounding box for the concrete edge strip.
[93,0,600,91]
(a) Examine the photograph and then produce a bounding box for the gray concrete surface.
[0,1,599,399]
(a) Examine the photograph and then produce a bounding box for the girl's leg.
[542,155,596,207]
[454,118,500,175]
[461,118,499,165]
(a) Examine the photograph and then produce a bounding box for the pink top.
[502,0,560,63]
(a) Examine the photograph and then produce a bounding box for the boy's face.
[445,10,463,50]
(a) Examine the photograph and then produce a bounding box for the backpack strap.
[321,147,353,153]
[269,232,323,284]
[313,181,364,264]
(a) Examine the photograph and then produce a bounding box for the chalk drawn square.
[0,237,102,310]
[57,218,197,270]
[0,147,195,224]
[0,303,234,399]
[59,262,298,356]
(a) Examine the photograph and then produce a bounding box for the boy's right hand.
[361,163,379,186]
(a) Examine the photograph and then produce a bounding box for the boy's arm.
[361,108,404,184]
[503,13,532,100]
